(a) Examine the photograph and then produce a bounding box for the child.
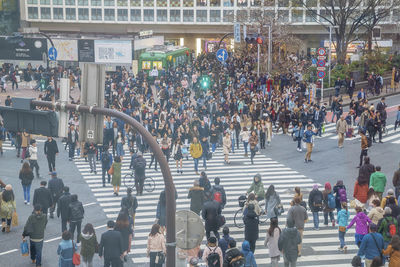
[337,202,349,252]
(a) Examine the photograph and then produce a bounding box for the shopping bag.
[20,240,29,256]
[12,211,18,227]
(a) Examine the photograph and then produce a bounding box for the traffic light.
[199,75,210,90]
[256,36,264,45]
[245,35,263,45]
[245,36,256,44]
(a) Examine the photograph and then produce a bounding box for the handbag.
[155,251,165,264]
[108,165,114,175]
[20,240,29,256]
[274,204,284,216]
[339,226,346,232]
[72,240,81,265]
[206,152,213,161]
[12,211,18,227]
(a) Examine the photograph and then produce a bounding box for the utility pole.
[257,27,260,77]
[329,26,332,88]
[267,25,272,73]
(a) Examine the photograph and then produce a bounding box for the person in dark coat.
[67,125,79,161]
[57,186,71,233]
[99,220,124,267]
[33,181,53,216]
[223,239,244,267]
[156,189,178,234]
[278,218,302,267]
[358,156,375,185]
[132,152,147,196]
[19,162,34,204]
[120,187,138,227]
[187,179,204,215]
[243,203,259,253]
[211,177,227,209]
[202,195,222,240]
[199,171,211,196]
[308,184,323,230]
[48,172,64,219]
[44,136,59,173]
[67,194,84,244]
[219,226,235,258]
[101,146,113,187]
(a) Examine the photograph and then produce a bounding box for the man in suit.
[44,136,59,173]
[57,186,71,233]
[348,77,356,99]
[48,172,64,219]
[99,220,124,267]
[67,125,79,161]
[33,181,53,217]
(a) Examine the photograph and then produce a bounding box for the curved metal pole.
[38,32,55,48]
[32,100,177,267]
[218,32,234,49]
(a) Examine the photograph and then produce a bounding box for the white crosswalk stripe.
[0,139,46,152]
[73,147,360,266]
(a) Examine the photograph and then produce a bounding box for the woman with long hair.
[147,224,166,267]
[265,217,281,267]
[265,185,281,220]
[111,156,122,196]
[80,223,98,267]
[19,162,34,204]
[222,132,231,164]
[249,130,259,165]
[115,131,125,158]
[172,139,183,174]
[0,185,16,233]
[115,210,133,263]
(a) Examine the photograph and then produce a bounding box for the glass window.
[91,8,102,20]
[237,9,247,21]
[65,0,75,5]
[52,0,63,5]
[210,10,220,22]
[291,0,302,7]
[264,0,274,6]
[250,9,261,22]
[117,9,128,20]
[306,0,317,7]
[40,0,50,4]
[144,9,154,21]
[104,0,115,5]
[278,0,288,7]
[170,0,180,7]
[78,0,88,5]
[250,0,261,6]
[183,0,194,6]
[130,0,140,6]
[117,0,127,5]
[223,10,233,22]
[237,0,247,7]
[41,7,51,19]
[183,10,194,21]
[28,7,38,19]
[210,0,220,6]
[66,8,76,19]
[78,8,89,20]
[223,0,233,7]
[197,0,207,6]
[144,0,153,6]
[157,0,167,6]
[91,0,101,6]
[170,10,180,22]
[131,9,141,21]
[393,9,400,22]
[277,10,289,22]
[305,10,316,22]
[28,0,38,4]
[104,9,115,20]
[319,9,331,23]
[264,9,274,19]
[196,10,207,22]
[53,8,63,19]
[157,10,167,21]
[292,9,303,22]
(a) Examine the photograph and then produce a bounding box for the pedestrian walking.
[337,202,349,252]
[19,162,34,204]
[241,240,257,267]
[322,182,335,227]
[287,196,308,257]
[132,151,146,196]
[382,235,400,267]
[381,189,398,208]
[57,186,72,233]
[147,224,166,267]
[44,136,59,173]
[99,220,124,267]
[80,223,98,267]
[333,180,347,212]
[156,189,177,234]
[202,194,222,240]
[22,204,48,267]
[67,194,84,245]
[239,127,250,157]
[278,218,301,267]
[188,180,204,215]
[21,131,31,162]
[292,123,304,152]
[368,199,384,225]
[120,187,138,227]
[67,125,79,161]
[336,116,348,148]
[308,184,323,230]
[222,132,231,165]
[377,207,398,247]
[218,226,234,258]
[85,142,97,174]
[245,193,262,216]
[115,131,125,158]
[110,156,122,196]
[200,136,210,170]
[359,129,369,167]
[101,147,113,187]
[354,176,369,207]
[33,181,53,216]
[370,166,387,199]
[211,177,227,209]
[264,218,281,267]
[0,184,16,233]
[48,172,64,219]
[303,124,317,163]
[264,185,281,220]
[247,173,265,202]
[190,137,203,175]
[115,210,133,263]
[202,236,223,267]
[249,130,258,165]
[57,230,77,267]
[347,206,372,247]
[357,223,384,267]
[28,140,40,178]
[393,162,400,199]
[223,239,244,267]
[358,156,375,185]
[172,139,184,174]
[244,204,259,253]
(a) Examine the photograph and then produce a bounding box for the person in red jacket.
[354,177,369,205]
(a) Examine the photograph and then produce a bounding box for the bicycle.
[123,170,155,193]
[233,195,269,228]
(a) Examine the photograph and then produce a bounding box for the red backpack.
[213,191,222,203]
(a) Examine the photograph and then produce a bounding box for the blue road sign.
[48,47,57,61]
[216,48,228,62]
[317,71,326,79]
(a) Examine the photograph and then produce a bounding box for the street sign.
[48,47,57,61]
[49,60,57,68]
[317,70,326,79]
[317,67,326,71]
[87,130,94,139]
[234,23,241,43]
[176,210,204,250]
[243,25,247,40]
[216,48,228,62]
[317,60,326,68]
[317,47,326,56]
[317,56,326,60]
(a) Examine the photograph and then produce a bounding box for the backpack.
[384,197,395,207]
[338,188,347,203]
[386,217,397,237]
[135,158,146,172]
[101,153,110,165]
[327,193,336,209]
[313,192,323,211]
[206,247,221,267]
[213,191,222,203]
[230,255,245,267]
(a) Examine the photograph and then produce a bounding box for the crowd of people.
[0,50,400,267]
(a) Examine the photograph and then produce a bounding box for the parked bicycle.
[234,195,269,228]
[123,171,155,192]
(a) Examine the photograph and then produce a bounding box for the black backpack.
[313,192,323,211]
[207,246,220,267]
[101,153,110,165]
[230,255,245,267]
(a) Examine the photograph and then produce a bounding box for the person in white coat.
[265,218,281,267]
[28,140,40,178]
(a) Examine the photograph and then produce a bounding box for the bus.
[138,45,191,75]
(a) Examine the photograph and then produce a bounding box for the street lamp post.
[267,25,272,73]
[257,27,260,77]
[328,25,339,87]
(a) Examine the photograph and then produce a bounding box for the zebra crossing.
[0,138,46,152]
[73,146,360,267]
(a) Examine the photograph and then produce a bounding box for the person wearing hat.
[357,223,384,267]
[381,189,398,208]
[28,139,41,179]
[202,236,223,267]
[377,207,398,247]
[48,171,64,219]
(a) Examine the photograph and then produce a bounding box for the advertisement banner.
[48,39,78,61]
[95,40,132,63]
[0,37,47,60]
[78,39,95,62]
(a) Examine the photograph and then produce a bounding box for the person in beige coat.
[367,199,384,225]
[147,224,166,267]
[336,116,348,148]
[222,132,231,164]
[21,131,31,161]
[265,218,281,267]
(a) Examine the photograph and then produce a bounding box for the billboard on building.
[78,39,95,62]
[0,37,47,60]
[48,39,78,61]
[95,40,132,63]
